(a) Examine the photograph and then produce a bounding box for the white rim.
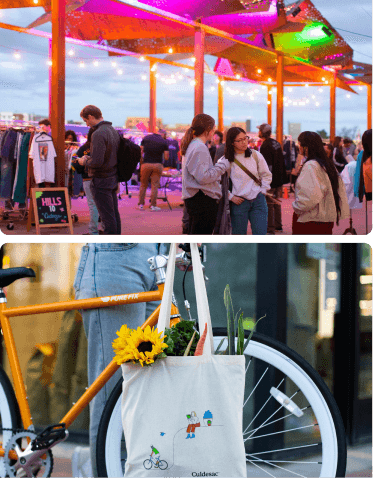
[104,337,338,478]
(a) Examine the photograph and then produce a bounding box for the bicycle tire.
[143,459,152,470]
[0,366,23,477]
[158,460,168,470]
[96,330,347,478]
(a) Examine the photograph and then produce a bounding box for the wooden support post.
[48,39,52,121]
[194,23,205,116]
[149,61,157,133]
[330,73,336,142]
[276,53,284,144]
[218,78,224,131]
[51,0,66,188]
[368,84,372,131]
[267,86,272,126]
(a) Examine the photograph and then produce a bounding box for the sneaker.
[71,446,92,478]
[137,205,144,210]
[150,206,161,211]
[4,200,13,212]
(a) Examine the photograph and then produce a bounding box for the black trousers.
[90,176,121,235]
[184,190,219,235]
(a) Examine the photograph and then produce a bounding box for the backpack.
[117,135,141,182]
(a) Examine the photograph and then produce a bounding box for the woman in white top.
[217,127,272,235]
[181,114,227,234]
[292,131,349,234]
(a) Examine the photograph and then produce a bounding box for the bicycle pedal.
[31,423,68,451]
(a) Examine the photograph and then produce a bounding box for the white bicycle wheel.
[0,367,22,477]
[96,331,346,478]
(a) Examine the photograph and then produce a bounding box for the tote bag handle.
[157,243,213,357]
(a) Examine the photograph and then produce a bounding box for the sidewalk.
[1,188,371,235]
[50,439,372,477]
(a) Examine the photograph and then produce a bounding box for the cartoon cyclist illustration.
[150,445,160,465]
[186,411,200,439]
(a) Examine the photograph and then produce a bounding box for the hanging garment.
[12,132,31,204]
[1,129,18,162]
[340,161,363,209]
[0,156,16,199]
[29,133,56,184]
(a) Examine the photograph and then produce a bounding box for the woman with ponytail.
[292,131,349,234]
[181,114,227,234]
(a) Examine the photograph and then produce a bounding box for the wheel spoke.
[244,424,317,442]
[247,453,307,478]
[249,442,321,457]
[243,378,285,434]
[243,367,269,409]
[249,460,322,464]
[244,406,311,436]
[247,459,277,477]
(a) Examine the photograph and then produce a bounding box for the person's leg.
[274,186,283,230]
[74,243,163,476]
[111,186,121,234]
[266,190,275,234]
[83,180,99,235]
[138,164,152,206]
[185,192,219,234]
[248,192,268,235]
[90,177,118,235]
[230,200,250,235]
[149,164,163,207]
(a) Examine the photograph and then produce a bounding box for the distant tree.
[316,129,329,139]
[337,126,358,139]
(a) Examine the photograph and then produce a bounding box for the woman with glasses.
[217,127,272,234]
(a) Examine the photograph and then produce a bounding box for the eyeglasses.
[234,136,249,144]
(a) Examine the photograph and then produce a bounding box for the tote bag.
[121,243,247,477]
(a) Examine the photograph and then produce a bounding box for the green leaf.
[243,314,267,353]
[224,285,235,356]
[237,312,245,355]
[215,336,227,354]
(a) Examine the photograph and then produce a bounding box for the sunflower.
[112,325,168,366]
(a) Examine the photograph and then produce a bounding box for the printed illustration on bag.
[143,409,219,472]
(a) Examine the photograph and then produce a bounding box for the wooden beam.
[218,78,224,131]
[276,53,284,144]
[267,86,272,126]
[368,84,372,131]
[330,73,336,142]
[194,25,205,116]
[48,38,52,120]
[51,0,65,187]
[149,61,157,133]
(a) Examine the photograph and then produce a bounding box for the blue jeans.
[83,180,100,235]
[73,243,167,476]
[230,192,268,235]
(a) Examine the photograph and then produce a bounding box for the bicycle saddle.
[0,267,35,288]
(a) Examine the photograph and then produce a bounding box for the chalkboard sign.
[30,188,73,234]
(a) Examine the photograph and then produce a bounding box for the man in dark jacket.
[78,105,121,234]
[257,123,287,234]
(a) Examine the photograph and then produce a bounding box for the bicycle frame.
[0,281,181,458]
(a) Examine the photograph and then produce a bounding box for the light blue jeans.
[73,243,167,476]
[83,180,100,235]
[230,192,268,235]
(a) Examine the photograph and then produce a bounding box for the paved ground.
[49,439,372,477]
[1,185,371,236]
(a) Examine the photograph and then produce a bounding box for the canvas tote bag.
[121,243,247,477]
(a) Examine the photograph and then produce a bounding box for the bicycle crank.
[4,431,54,477]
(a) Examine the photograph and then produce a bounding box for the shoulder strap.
[234,156,262,187]
[251,149,260,171]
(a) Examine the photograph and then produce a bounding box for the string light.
[312,95,316,99]
[346,94,351,98]
[318,88,323,92]
[359,86,363,90]
[322,77,325,81]
[305,83,309,88]
[68,49,75,56]
[155,73,159,78]
[46,60,52,66]
[254,88,259,93]
[191,57,196,63]
[93,61,99,67]
[141,75,147,80]
[168,48,173,54]
[151,64,157,72]
[111,61,117,67]
[216,79,220,84]
[257,69,262,74]
[139,56,145,62]
[210,86,215,91]
[190,80,196,86]
[261,85,266,90]
[268,77,272,82]
[236,74,241,79]
[267,100,271,105]
[79,62,85,68]
[269,90,272,95]
[316,102,320,106]
[33,0,39,4]
[117,69,123,75]
[220,80,225,85]
[287,87,292,92]
[14,52,21,59]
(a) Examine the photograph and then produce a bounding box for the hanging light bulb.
[316,102,320,106]
[305,83,309,88]
[139,56,145,62]
[93,61,99,67]
[14,52,21,59]
[33,0,39,4]
[346,94,351,98]
[191,57,196,63]
[221,80,225,85]
[312,95,316,99]
[254,88,259,93]
[268,77,272,82]
[211,86,215,91]
[267,100,271,105]
[190,80,196,86]
[318,88,323,92]
[168,48,173,54]
[257,68,262,74]
[68,49,75,56]
[236,74,241,79]
[46,60,52,66]
[216,79,220,84]
[287,87,292,92]
[79,62,85,68]
[111,61,117,67]
[117,69,123,75]
[155,73,159,78]
[141,75,147,81]
[321,77,325,81]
